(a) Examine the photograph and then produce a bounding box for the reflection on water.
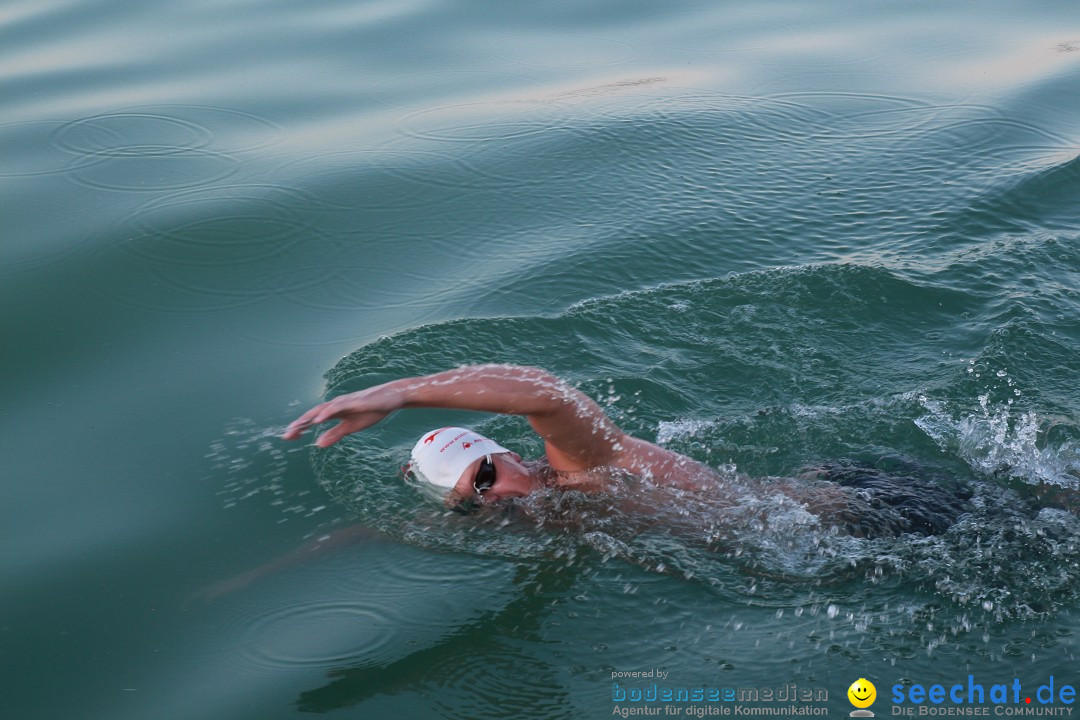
[289,561,576,718]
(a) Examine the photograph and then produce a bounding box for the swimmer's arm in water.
[283,364,624,471]
[186,524,381,605]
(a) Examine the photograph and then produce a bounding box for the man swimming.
[282,363,970,537]
[283,364,720,500]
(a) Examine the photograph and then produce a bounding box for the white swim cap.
[408,427,510,493]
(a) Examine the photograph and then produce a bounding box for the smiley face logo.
[848,678,876,709]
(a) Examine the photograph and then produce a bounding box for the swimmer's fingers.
[281,406,353,442]
[314,419,360,448]
[283,386,402,442]
[281,403,332,440]
[282,394,370,438]
[283,403,391,447]
[314,411,390,447]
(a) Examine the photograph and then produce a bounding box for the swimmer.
[283,364,721,500]
[282,363,969,536]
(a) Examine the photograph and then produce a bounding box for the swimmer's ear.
[509,451,522,462]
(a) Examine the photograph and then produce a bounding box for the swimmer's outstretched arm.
[282,364,626,471]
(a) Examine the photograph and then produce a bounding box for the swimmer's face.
[450,451,533,505]
[847,679,876,708]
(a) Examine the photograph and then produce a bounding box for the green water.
[3,0,1080,717]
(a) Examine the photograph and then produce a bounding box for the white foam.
[915,394,1080,488]
[655,418,718,444]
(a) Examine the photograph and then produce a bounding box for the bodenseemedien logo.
[848,678,877,718]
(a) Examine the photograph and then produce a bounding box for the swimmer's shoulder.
[531,458,624,493]
[610,435,721,492]
[540,439,721,494]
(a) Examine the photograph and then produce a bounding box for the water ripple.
[0,120,111,177]
[53,104,282,155]
[85,183,341,311]
[398,99,578,143]
[66,147,241,192]
[53,111,214,156]
[231,600,399,672]
[208,545,516,676]
[273,148,476,210]
[117,184,321,265]
[46,106,282,192]
[129,104,283,153]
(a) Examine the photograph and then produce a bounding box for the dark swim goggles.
[473,455,497,494]
[450,455,497,516]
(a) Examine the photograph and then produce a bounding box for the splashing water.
[208,417,336,523]
[915,376,1080,489]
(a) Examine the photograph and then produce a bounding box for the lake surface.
[3,0,1080,718]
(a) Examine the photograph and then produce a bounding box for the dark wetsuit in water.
[805,461,973,539]
[466,459,974,541]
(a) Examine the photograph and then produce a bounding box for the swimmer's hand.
[282,384,405,447]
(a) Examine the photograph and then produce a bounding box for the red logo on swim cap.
[423,427,449,445]
[463,442,472,449]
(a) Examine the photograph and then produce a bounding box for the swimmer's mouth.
[451,498,483,515]
[450,497,504,515]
